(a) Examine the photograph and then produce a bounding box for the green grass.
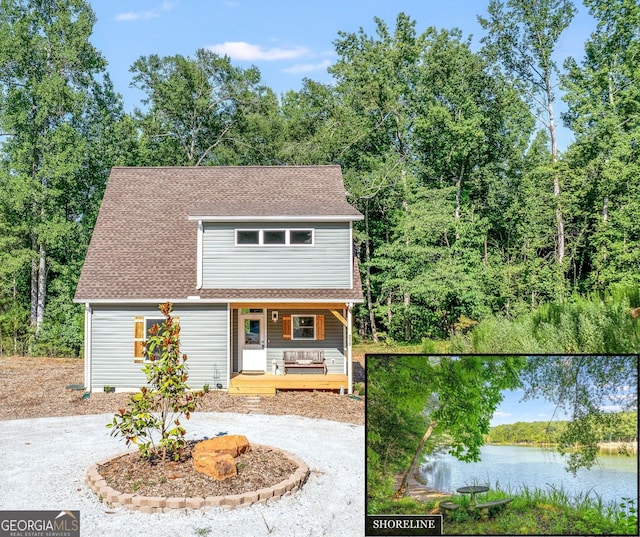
[369,485,638,535]
[354,339,448,356]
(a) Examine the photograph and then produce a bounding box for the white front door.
[239,311,267,372]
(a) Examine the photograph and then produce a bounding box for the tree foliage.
[130,49,265,166]
[0,0,129,354]
[0,4,639,356]
[366,355,522,499]
[488,412,637,445]
[521,354,638,473]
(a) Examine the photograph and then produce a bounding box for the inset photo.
[366,354,638,536]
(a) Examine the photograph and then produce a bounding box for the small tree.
[107,302,204,462]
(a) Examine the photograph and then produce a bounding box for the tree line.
[487,411,638,445]
[1,0,639,355]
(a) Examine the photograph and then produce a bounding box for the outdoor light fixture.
[272,311,279,322]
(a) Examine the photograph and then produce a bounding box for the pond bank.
[394,471,451,501]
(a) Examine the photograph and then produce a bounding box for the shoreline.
[393,471,451,501]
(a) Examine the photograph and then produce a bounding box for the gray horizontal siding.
[202,222,352,289]
[90,304,228,391]
[264,309,346,375]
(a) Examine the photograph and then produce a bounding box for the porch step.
[241,396,264,412]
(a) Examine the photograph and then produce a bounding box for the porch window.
[293,315,315,339]
[282,314,325,340]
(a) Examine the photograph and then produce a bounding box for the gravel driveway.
[0,412,364,537]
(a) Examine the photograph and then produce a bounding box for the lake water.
[419,444,638,506]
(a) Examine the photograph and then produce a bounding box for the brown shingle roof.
[74,166,364,303]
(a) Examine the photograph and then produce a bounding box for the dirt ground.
[0,355,365,424]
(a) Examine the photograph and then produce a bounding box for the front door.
[239,310,267,372]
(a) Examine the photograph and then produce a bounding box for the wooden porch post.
[347,303,353,395]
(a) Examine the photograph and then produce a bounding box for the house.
[74,166,364,395]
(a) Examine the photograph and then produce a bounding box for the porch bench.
[283,350,326,374]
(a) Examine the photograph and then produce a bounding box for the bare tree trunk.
[547,78,565,265]
[35,242,46,340]
[395,420,437,498]
[30,238,38,327]
[403,292,411,341]
[484,237,488,266]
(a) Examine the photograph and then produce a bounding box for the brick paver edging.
[86,444,309,513]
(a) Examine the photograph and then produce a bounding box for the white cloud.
[493,411,512,418]
[283,59,332,74]
[115,1,175,22]
[600,404,623,412]
[207,42,308,61]
[609,393,634,401]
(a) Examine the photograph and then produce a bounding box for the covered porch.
[230,301,355,394]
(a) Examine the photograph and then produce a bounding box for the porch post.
[347,302,353,395]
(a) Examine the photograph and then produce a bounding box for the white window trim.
[141,316,165,361]
[262,229,287,245]
[235,229,261,246]
[291,314,317,340]
[235,229,314,246]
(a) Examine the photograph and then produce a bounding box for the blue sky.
[89,0,597,150]
[491,388,570,427]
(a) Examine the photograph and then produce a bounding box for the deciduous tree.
[0,0,124,349]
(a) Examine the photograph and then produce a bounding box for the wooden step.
[229,384,276,396]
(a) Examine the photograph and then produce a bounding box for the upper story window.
[236,230,260,245]
[289,230,313,245]
[264,230,286,244]
[235,229,314,246]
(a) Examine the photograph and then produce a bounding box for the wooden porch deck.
[229,372,349,396]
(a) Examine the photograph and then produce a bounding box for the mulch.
[0,356,364,424]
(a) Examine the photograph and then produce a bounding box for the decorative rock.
[193,435,251,458]
[192,435,251,480]
[193,452,237,480]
